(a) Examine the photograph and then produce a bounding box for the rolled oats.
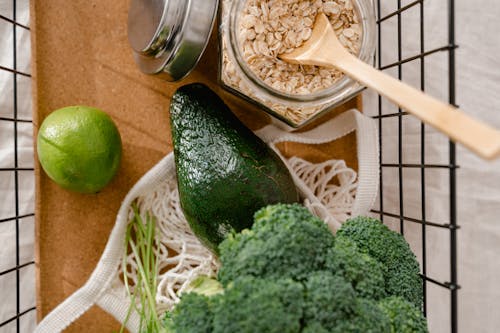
[221,0,364,125]
[237,0,361,95]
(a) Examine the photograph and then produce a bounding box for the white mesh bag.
[35,109,379,333]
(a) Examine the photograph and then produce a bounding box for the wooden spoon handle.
[332,53,500,160]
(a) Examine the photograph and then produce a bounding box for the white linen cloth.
[1,0,499,332]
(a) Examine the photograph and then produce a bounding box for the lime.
[37,105,122,193]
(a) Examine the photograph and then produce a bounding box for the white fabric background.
[0,1,36,332]
[0,0,498,332]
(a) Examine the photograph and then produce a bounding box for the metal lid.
[127,0,219,81]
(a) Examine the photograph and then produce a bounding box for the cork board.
[31,0,361,331]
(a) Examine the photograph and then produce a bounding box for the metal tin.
[127,0,219,81]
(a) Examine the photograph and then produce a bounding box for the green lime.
[37,105,122,193]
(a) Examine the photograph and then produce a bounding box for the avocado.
[170,83,299,253]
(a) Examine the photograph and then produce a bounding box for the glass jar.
[218,0,376,128]
[127,0,376,129]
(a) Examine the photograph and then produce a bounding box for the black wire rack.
[0,0,36,332]
[0,0,460,332]
[372,0,459,332]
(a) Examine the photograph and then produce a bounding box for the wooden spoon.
[280,13,500,160]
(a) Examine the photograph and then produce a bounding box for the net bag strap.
[34,154,175,333]
[256,109,379,223]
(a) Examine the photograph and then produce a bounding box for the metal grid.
[0,0,461,332]
[373,1,459,332]
[0,0,36,332]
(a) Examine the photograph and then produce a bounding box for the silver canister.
[128,0,219,81]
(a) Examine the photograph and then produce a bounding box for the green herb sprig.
[120,204,167,333]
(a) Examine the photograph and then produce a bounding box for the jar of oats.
[219,0,376,128]
[127,0,375,128]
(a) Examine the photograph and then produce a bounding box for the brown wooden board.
[31,0,361,331]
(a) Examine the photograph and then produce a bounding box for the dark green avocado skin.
[170,83,299,253]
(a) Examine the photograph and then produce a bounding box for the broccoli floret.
[302,271,390,333]
[161,312,174,333]
[379,296,429,333]
[217,204,335,285]
[339,298,391,333]
[337,216,423,307]
[168,276,223,333]
[301,322,331,333]
[170,293,215,333]
[326,236,387,300]
[212,276,304,333]
[302,271,357,331]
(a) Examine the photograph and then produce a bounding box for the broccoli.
[337,216,423,307]
[302,271,357,331]
[340,298,391,333]
[169,293,215,333]
[168,276,223,333]
[217,203,335,285]
[166,208,429,333]
[326,236,387,300]
[379,296,429,333]
[302,271,390,333]
[161,312,174,333]
[212,276,304,333]
[301,322,331,333]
